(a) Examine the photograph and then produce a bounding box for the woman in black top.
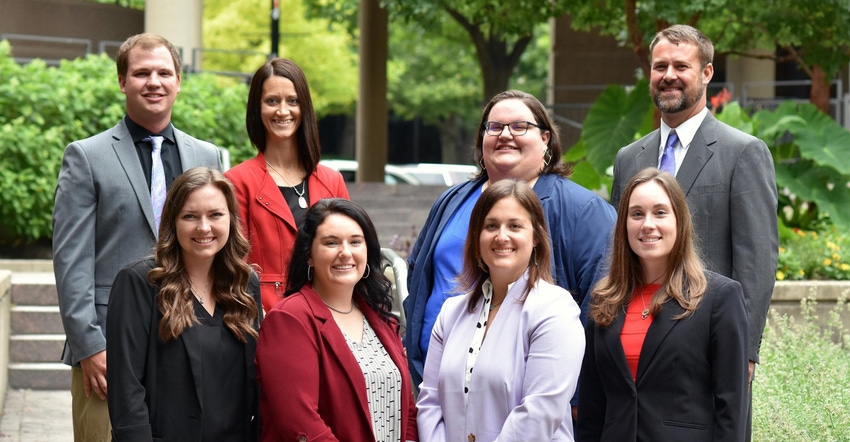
[106,167,262,441]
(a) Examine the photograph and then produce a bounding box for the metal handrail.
[380,248,409,330]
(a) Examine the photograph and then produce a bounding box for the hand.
[748,360,755,384]
[80,350,107,400]
[572,405,578,422]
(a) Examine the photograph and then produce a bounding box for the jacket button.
[468,434,476,442]
[298,436,307,442]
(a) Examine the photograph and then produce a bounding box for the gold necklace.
[265,161,307,209]
[640,289,650,320]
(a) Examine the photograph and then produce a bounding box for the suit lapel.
[602,313,638,387]
[175,129,198,172]
[635,298,686,383]
[110,122,157,236]
[254,155,299,230]
[302,286,373,425]
[676,115,717,196]
[635,132,662,172]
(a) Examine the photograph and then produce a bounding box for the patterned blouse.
[345,317,403,442]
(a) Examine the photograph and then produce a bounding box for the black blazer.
[106,259,262,441]
[577,271,748,442]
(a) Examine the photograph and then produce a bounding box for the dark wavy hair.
[472,90,571,181]
[285,198,397,327]
[148,167,258,342]
[455,179,553,312]
[116,33,181,77]
[589,168,706,327]
[245,58,321,174]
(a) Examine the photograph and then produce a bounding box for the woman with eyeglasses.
[404,91,616,405]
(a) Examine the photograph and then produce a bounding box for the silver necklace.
[265,161,307,209]
[190,278,210,305]
[324,301,355,314]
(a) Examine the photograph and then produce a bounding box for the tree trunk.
[810,65,831,115]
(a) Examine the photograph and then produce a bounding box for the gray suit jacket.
[610,112,778,362]
[53,119,222,366]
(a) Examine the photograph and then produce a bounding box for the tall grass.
[753,290,850,441]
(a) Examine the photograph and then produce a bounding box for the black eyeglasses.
[482,120,540,136]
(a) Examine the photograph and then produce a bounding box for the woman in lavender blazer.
[416,179,585,441]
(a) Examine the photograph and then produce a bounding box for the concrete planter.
[770,280,850,328]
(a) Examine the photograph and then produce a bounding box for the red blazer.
[256,284,418,441]
[225,154,349,311]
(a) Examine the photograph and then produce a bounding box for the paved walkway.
[0,389,73,441]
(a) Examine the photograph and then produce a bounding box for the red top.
[225,154,350,311]
[620,284,661,381]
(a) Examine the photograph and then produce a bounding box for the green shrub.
[753,294,850,440]
[778,226,850,281]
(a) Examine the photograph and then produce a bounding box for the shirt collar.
[125,114,175,144]
[660,106,708,151]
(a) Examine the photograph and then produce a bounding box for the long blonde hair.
[590,168,706,327]
[148,167,258,342]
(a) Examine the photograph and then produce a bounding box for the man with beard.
[609,24,777,442]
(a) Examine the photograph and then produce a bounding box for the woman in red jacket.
[256,198,418,441]
[226,58,349,312]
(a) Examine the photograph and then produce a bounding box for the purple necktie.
[660,131,678,175]
[145,136,166,235]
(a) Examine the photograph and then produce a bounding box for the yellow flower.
[798,269,806,276]
[813,231,819,240]
[776,270,785,280]
[832,253,841,261]
[841,263,850,272]
[824,258,832,266]
[779,247,786,253]
[827,241,839,251]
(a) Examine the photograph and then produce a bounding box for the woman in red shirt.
[578,168,748,441]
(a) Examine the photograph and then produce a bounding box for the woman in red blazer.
[256,198,418,441]
[577,168,748,441]
[225,58,349,312]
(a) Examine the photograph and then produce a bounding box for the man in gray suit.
[53,33,221,441]
[611,24,778,440]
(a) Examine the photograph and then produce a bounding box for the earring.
[543,149,552,166]
[478,158,486,170]
[362,265,371,279]
[532,247,538,266]
[307,265,313,281]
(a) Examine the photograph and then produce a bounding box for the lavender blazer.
[417,272,585,441]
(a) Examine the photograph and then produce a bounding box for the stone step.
[10,272,57,306]
[8,362,71,390]
[10,334,65,363]
[11,305,64,334]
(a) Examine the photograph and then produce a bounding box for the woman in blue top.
[404,90,616,392]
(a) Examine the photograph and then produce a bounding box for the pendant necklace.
[489,298,503,311]
[266,161,308,209]
[640,289,650,320]
[190,278,210,305]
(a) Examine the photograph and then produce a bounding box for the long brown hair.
[472,90,571,180]
[245,58,321,175]
[589,168,706,327]
[455,179,553,312]
[148,167,258,342]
